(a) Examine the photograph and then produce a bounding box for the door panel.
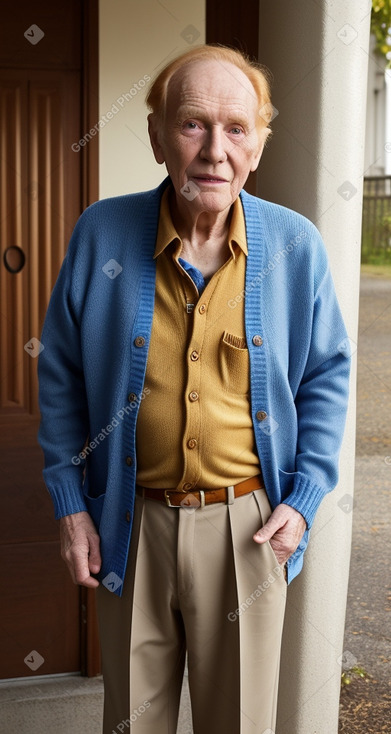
[0,540,80,678]
[0,413,58,545]
[0,69,82,678]
[28,72,81,413]
[0,0,100,681]
[0,77,29,410]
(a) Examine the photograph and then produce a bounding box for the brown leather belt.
[135,474,264,508]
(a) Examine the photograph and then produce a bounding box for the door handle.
[3,246,26,273]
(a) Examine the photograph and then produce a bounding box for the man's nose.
[200,126,227,163]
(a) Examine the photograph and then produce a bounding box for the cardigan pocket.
[83,484,106,531]
[278,468,296,501]
[219,331,250,395]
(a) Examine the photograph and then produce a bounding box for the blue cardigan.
[38,177,350,595]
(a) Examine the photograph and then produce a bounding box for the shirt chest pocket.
[219,331,250,395]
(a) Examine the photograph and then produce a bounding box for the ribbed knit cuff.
[282,473,329,528]
[45,481,87,520]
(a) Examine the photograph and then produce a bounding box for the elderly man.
[38,45,350,734]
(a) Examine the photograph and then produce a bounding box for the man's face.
[148,59,266,215]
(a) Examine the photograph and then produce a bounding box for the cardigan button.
[125,456,133,466]
[187,438,198,449]
[199,304,206,314]
[252,335,263,347]
[189,391,199,402]
[256,410,267,421]
[134,336,145,347]
[190,350,199,361]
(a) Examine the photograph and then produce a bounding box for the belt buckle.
[164,489,182,508]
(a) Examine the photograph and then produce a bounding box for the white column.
[385,69,391,176]
[258,2,371,732]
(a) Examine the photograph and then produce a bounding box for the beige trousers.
[96,488,287,734]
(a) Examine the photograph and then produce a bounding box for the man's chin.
[181,190,235,213]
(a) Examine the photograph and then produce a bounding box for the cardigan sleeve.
[38,224,90,520]
[282,250,351,527]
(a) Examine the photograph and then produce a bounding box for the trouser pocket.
[252,489,287,582]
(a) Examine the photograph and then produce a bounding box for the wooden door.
[0,2,99,679]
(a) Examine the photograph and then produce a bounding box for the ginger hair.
[146,44,273,135]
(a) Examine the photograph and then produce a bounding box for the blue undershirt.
[178,257,210,295]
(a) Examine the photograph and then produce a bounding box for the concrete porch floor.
[0,669,193,734]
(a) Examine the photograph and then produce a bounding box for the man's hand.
[253,504,307,566]
[60,511,101,588]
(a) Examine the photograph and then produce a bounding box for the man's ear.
[250,127,271,172]
[148,114,165,165]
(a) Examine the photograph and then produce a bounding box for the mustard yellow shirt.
[136,187,260,490]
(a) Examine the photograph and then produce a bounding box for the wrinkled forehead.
[166,59,259,112]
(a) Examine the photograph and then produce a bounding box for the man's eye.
[184,121,198,130]
[230,127,243,135]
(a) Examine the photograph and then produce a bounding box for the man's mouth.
[192,174,228,183]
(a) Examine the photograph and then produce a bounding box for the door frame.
[206,0,259,195]
[80,0,100,677]
[82,0,99,211]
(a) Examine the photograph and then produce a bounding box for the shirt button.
[128,392,137,402]
[189,391,199,402]
[256,410,267,421]
[125,456,133,466]
[190,350,199,361]
[187,438,198,449]
[252,335,263,347]
[134,336,145,347]
[199,304,206,314]
[183,482,193,491]
[125,510,131,522]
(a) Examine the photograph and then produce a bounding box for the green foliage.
[361,189,391,264]
[361,230,391,264]
[341,665,369,687]
[371,0,391,66]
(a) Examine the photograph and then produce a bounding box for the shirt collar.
[153,185,248,259]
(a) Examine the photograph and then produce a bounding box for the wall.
[364,34,387,177]
[99,0,205,199]
[386,69,391,176]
